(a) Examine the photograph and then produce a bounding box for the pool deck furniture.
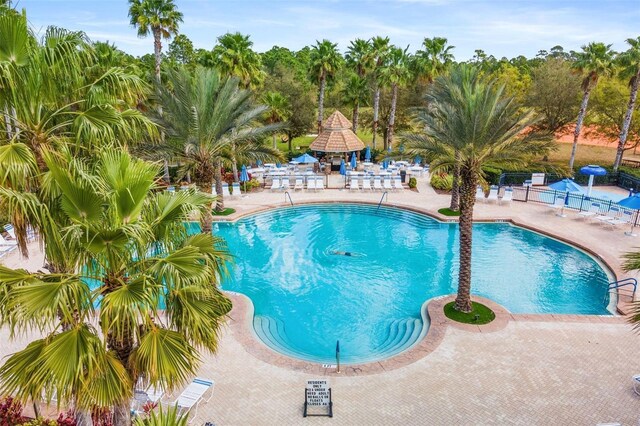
[487,186,499,203]
[306,177,316,191]
[549,195,565,213]
[350,177,360,191]
[231,182,241,198]
[383,178,393,191]
[294,178,304,191]
[362,177,372,191]
[595,207,620,224]
[393,177,403,191]
[500,188,513,206]
[578,202,600,219]
[269,178,281,191]
[373,177,382,191]
[175,377,214,422]
[222,183,231,198]
[0,234,17,246]
[281,178,290,191]
[476,186,485,202]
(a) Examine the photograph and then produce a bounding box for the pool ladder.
[605,278,637,303]
[377,192,388,211]
[284,191,293,206]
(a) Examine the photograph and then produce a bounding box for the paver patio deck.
[2,175,640,425]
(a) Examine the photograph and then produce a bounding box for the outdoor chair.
[3,224,16,239]
[0,234,17,246]
[316,176,325,190]
[174,377,214,423]
[500,188,513,205]
[393,177,403,191]
[595,207,621,224]
[373,177,383,191]
[383,178,393,191]
[548,195,565,212]
[577,202,600,219]
[607,209,633,228]
[487,186,499,203]
[306,177,316,191]
[475,186,485,202]
[350,177,360,191]
[210,185,217,196]
[270,178,281,191]
[281,177,290,191]
[362,177,372,191]
[222,183,231,198]
[294,177,304,191]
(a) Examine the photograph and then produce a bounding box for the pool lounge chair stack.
[174,377,214,421]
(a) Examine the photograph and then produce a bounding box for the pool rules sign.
[303,379,333,417]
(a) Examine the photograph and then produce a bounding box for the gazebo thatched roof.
[310,110,365,153]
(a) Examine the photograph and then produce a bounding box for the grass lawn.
[438,208,460,216]
[212,208,235,216]
[444,301,496,325]
[543,143,621,168]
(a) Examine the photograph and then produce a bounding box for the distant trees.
[615,37,640,170]
[211,32,264,89]
[309,39,342,133]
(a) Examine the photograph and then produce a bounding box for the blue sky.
[16,0,639,60]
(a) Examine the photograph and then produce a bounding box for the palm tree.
[412,37,455,83]
[380,46,411,150]
[613,37,640,171]
[367,36,390,149]
[0,149,232,426]
[402,65,554,312]
[212,32,264,89]
[157,67,283,226]
[342,74,369,134]
[568,42,616,170]
[309,39,342,133]
[134,404,189,426]
[346,38,374,78]
[128,0,183,84]
[262,91,291,149]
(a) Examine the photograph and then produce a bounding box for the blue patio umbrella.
[579,165,607,197]
[276,162,281,168]
[617,193,640,236]
[549,178,584,193]
[339,159,346,176]
[350,152,357,169]
[382,160,388,170]
[293,153,318,163]
[365,146,371,162]
[240,165,249,193]
[414,155,422,165]
[256,159,262,166]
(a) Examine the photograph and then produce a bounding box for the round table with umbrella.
[579,165,607,197]
[293,153,318,164]
[617,193,640,236]
[549,178,584,217]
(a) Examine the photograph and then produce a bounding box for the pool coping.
[224,291,626,376]
[214,199,632,315]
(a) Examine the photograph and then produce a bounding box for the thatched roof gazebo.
[309,110,365,153]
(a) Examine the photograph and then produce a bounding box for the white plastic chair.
[306,177,316,191]
[487,186,499,203]
[316,176,325,190]
[475,186,485,202]
[362,178,372,191]
[578,202,600,219]
[222,183,231,198]
[595,206,620,224]
[607,209,633,228]
[393,177,403,191]
[174,377,214,422]
[383,178,393,191]
[3,224,16,239]
[549,195,565,212]
[294,177,304,191]
[373,177,382,191]
[281,177,290,191]
[231,182,241,198]
[350,177,359,191]
[210,185,217,196]
[270,178,281,191]
[500,188,513,205]
[0,234,17,246]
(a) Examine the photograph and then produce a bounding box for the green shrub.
[408,177,417,189]
[239,178,261,192]
[430,173,453,191]
[482,166,502,185]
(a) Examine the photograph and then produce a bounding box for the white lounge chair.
[549,195,565,212]
[578,202,600,219]
[607,209,633,228]
[595,207,620,224]
[294,177,304,191]
[174,377,214,421]
[270,178,281,191]
[222,183,231,198]
[3,224,16,240]
[393,177,403,191]
[316,176,325,190]
[362,177,372,191]
[383,177,393,191]
[231,182,241,197]
[281,177,290,191]
[350,177,360,191]
[475,186,485,202]
[487,186,499,203]
[306,177,316,191]
[0,234,17,246]
[500,188,513,205]
[373,177,382,191]
[210,185,217,196]
[0,245,16,258]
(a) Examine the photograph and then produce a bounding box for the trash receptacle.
[400,170,407,183]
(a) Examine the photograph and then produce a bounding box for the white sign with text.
[306,379,330,407]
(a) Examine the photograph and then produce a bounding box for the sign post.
[303,379,332,418]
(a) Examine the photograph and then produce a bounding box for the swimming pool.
[214,204,612,364]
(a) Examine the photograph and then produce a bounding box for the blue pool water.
[213,204,612,364]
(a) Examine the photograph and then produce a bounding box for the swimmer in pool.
[331,250,360,257]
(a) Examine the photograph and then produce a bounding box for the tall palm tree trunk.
[317,73,326,134]
[153,28,162,84]
[569,87,593,170]
[106,316,134,426]
[614,70,640,171]
[232,160,239,182]
[352,101,359,134]
[213,158,225,214]
[450,150,460,211]
[385,84,398,150]
[455,167,477,313]
[372,86,380,149]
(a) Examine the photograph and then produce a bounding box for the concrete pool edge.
[214,200,629,315]
[223,291,626,376]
